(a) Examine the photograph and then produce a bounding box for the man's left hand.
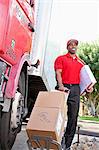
[86,87,93,93]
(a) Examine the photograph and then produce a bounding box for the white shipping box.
[80,65,97,95]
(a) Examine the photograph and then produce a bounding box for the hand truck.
[27,125,81,150]
[27,135,62,150]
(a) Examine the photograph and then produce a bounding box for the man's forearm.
[55,69,69,92]
[56,69,63,87]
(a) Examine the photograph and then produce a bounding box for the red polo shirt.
[54,53,85,84]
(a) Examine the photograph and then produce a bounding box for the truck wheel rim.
[11,91,24,129]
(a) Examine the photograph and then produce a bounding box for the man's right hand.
[58,84,70,93]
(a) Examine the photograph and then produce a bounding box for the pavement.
[12,129,28,150]
[12,120,99,150]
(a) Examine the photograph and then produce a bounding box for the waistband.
[63,84,79,88]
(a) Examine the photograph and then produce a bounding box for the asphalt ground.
[12,120,99,150]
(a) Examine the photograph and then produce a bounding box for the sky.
[49,0,99,49]
[33,0,99,89]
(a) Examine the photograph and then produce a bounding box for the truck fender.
[3,53,30,112]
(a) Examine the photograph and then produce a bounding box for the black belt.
[63,84,79,88]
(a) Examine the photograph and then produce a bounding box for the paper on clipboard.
[80,65,97,95]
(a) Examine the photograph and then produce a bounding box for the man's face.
[67,42,77,54]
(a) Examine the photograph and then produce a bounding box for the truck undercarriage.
[0,61,28,149]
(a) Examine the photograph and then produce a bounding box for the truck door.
[1,0,34,65]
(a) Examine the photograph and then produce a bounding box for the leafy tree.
[78,41,99,117]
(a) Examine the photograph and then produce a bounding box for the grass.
[79,116,99,122]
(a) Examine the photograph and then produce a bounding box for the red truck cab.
[0,0,35,149]
[0,0,34,65]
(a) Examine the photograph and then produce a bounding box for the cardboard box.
[26,91,68,149]
[34,91,68,121]
[26,107,64,149]
[35,91,68,109]
[80,65,97,95]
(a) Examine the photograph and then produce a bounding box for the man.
[54,39,93,150]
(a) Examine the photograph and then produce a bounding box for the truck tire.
[0,71,27,150]
[0,105,2,149]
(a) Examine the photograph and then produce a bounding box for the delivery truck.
[0,0,55,149]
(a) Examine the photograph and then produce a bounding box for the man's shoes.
[62,144,71,150]
[61,135,71,150]
[61,136,65,148]
[66,147,71,150]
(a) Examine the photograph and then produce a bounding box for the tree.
[78,41,99,116]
